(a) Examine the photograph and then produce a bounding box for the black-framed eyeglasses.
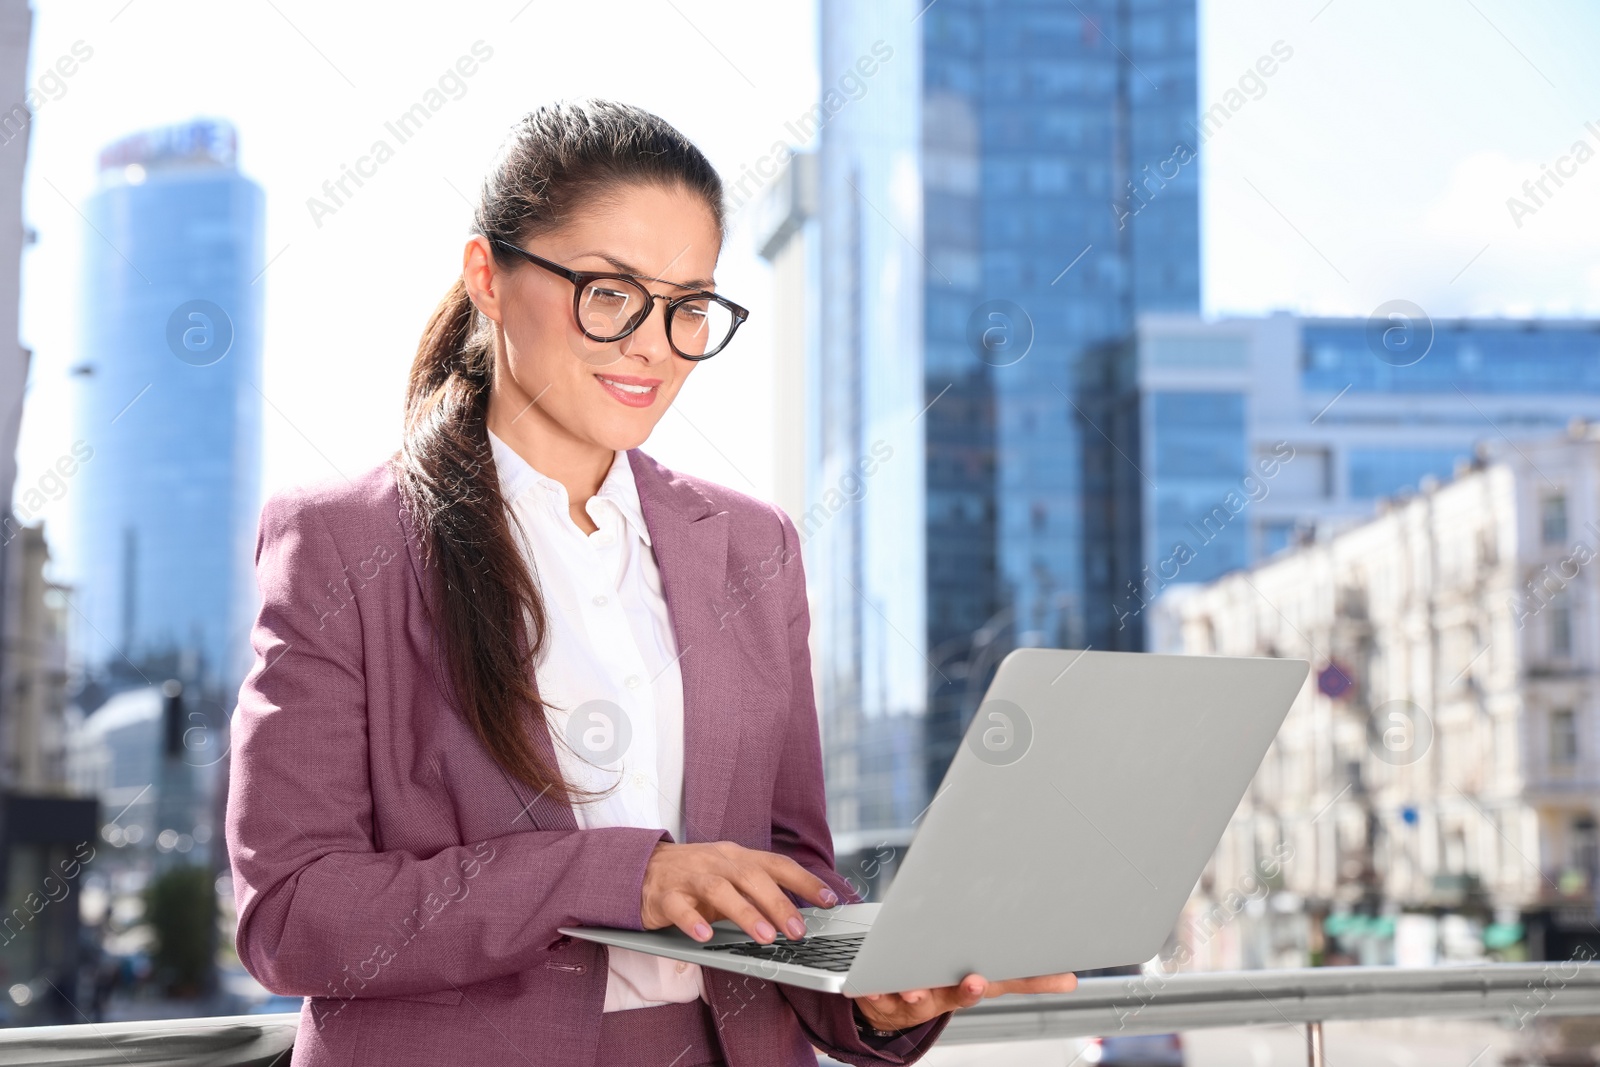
[492,238,749,360]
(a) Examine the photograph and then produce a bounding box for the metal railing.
[944,962,1600,1064]
[0,1011,298,1067]
[3,963,1597,1066]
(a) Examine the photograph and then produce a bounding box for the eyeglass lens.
[578,279,735,357]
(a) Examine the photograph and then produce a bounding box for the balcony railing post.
[1306,1020,1325,1067]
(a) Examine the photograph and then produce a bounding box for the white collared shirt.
[488,428,708,1011]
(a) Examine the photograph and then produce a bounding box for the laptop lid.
[841,648,1308,996]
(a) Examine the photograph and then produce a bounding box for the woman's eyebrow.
[578,250,714,292]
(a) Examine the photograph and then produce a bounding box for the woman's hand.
[640,841,841,944]
[851,971,1079,1033]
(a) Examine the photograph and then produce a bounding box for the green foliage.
[143,865,215,997]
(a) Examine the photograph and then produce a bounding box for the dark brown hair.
[395,100,726,803]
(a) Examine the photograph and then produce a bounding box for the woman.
[226,99,1075,1067]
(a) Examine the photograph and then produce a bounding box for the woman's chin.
[586,414,659,454]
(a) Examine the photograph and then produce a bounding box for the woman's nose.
[619,297,673,362]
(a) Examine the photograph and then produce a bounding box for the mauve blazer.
[225,449,952,1066]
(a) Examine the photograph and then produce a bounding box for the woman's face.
[473,182,724,454]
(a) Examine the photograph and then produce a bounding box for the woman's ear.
[462,235,503,324]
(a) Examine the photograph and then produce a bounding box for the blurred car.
[1082,1032,1185,1066]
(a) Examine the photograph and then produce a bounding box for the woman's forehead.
[560,186,720,261]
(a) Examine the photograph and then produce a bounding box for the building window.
[1347,448,1464,500]
[1260,520,1296,557]
[1307,343,1340,370]
[1551,708,1579,765]
[1575,816,1599,883]
[1551,601,1574,657]
[1543,493,1569,545]
[1258,446,1329,500]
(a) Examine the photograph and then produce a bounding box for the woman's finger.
[661,893,715,943]
[700,875,781,944]
[856,982,976,1030]
[858,971,1079,1032]
[732,865,812,942]
[982,971,1079,997]
[758,852,842,909]
[692,846,792,937]
[953,975,988,1006]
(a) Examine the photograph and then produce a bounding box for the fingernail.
[755,921,776,941]
[820,887,839,906]
[692,922,712,941]
[786,917,807,940]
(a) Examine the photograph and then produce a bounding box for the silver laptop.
[560,648,1308,996]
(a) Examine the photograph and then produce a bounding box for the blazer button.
[545,960,587,975]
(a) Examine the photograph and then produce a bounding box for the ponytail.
[397,277,576,803]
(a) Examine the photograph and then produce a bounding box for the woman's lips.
[595,373,661,408]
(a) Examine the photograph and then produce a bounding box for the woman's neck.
[486,396,614,533]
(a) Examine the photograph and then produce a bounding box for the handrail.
[1,964,1594,1065]
[0,1012,298,1066]
[942,963,1600,1044]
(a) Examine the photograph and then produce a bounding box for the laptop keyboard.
[701,933,865,972]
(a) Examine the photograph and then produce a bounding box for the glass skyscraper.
[71,119,264,703]
[813,0,1198,862]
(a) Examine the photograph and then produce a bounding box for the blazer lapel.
[628,449,740,845]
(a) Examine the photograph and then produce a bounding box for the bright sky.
[13,0,1600,576]
[1201,0,1600,319]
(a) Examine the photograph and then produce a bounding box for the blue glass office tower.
[814,0,1198,857]
[812,4,928,863]
[1118,313,1600,650]
[71,119,264,700]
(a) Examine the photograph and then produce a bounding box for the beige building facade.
[1152,426,1600,967]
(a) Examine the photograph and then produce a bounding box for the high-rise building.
[69,119,264,704]
[0,0,29,515]
[0,0,44,783]
[1,526,69,793]
[755,151,819,530]
[811,0,1198,861]
[0,1,102,1024]
[1091,312,1600,649]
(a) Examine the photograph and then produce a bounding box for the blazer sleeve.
[763,507,952,1065]
[226,487,671,1000]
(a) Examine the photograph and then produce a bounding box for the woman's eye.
[589,288,631,308]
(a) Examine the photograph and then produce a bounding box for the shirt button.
[632,772,648,789]
[625,675,641,689]
[676,961,688,974]
[597,532,615,546]
[592,594,608,607]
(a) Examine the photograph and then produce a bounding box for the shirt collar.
[486,428,652,547]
